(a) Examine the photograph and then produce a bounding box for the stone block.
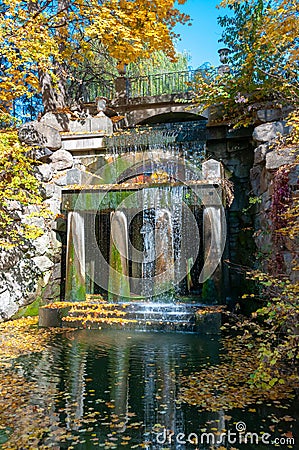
[32,255,54,272]
[37,164,53,182]
[288,164,299,186]
[54,174,68,186]
[39,306,70,327]
[40,112,69,131]
[44,198,61,215]
[61,134,105,152]
[18,121,62,150]
[32,234,51,256]
[202,159,223,181]
[68,115,113,134]
[250,166,262,196]
[66,168,89,185]
[257,108,282,123]
[50,150,73,171]
[43,183,55,199]
[252,121,290,143]
[254,144,269,165]
[265,147,296,170]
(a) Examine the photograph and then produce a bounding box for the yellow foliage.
[0,0,189,118]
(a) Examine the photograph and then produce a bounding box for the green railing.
[128,69,198,98]
[79,68,215,102]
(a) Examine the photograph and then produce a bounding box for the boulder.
[32,255,54,272]
[253,121,290,143]
[18,121,62,150]
[250,166,262,196]
[254,144,269,165]
[40,112,69,132]
[37,164,53,182]
[50,150,73,171]
[265,147,296,170]
[33,147,53,162]
[32,234,51,256]
[288,164,299,186]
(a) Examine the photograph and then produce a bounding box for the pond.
[2,327,297,449]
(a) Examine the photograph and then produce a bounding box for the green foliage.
[126,50,190,77]
[0,131,43,247]
[191,0,299,127]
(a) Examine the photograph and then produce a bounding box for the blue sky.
[174,0,227,68]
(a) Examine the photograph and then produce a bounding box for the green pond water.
[8,330,297,449]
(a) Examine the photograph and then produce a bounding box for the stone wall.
[250,119,298,280]
[206,125,255,299]
[0,113,113,320]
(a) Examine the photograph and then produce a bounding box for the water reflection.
[21,331,221,448]
[11,329,298,449]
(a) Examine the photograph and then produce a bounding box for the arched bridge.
[81,69,211,126]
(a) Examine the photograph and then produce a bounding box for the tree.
[191,0,299,127]
[0,131,44,247]
[0,0,189,120]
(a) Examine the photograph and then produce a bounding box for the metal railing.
[71,79,116,103]
[79,68,215,102]
[128,69,200,98]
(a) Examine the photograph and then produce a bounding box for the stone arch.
[138,111,207,125]
[125,104,207,126]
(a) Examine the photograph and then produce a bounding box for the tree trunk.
[38,0,69,113]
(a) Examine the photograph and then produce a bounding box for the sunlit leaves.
[191,0,299,127]
[0,0,189,118]
[0,131,44,247]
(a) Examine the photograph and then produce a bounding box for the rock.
[32,255,54,272]
[37,164,53,182]
[252,121,291,143]
[257,108,282,123]
[254,144,269,165]
[0,290,17,320]
[33,147,53,162]
[265,147,296,170]
[40,112,69,132]
[50,150,73,171]
[18,121,62,150]
[22,214,45,229]
[5,200,22,212]
[250,166,262,196]
[32,234,51,256]
[43,183,55,199]
[288,164,299,186]
[0,258,41,320]
[44,198,61,215]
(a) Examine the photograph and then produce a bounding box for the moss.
[13,297,40,319]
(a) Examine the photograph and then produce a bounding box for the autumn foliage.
[0,0,189,119]
[191,0,299,127]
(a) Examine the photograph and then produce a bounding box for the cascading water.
[60,117,226,331]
